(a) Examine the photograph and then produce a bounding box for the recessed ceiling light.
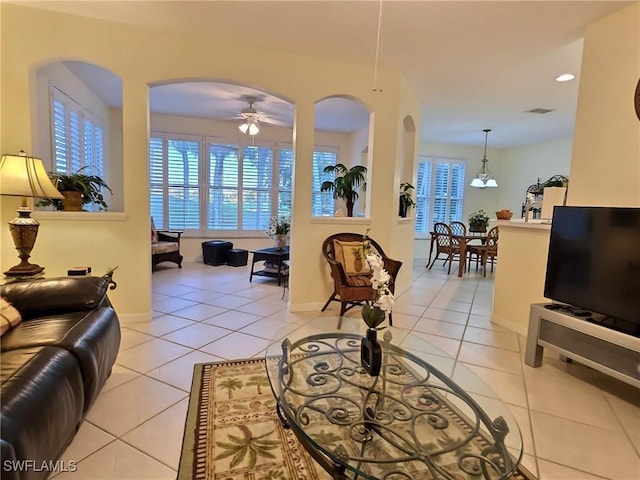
[555,73,575,82]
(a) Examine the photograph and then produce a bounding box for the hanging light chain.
[372,0,384,92]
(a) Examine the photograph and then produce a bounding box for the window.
[52,87,104,177]
[311,148,338,217]
[151,134,302,234]
[415,156,466,236]
[149,134,200,231]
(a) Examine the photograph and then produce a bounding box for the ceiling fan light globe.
[248,122,259,136]
[239,122,249,134]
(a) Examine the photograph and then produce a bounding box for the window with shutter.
[51,86,107,212]
[415,156,466,236]
[208,143,239,230]
[150,134,340,235]
[311,148,338,216]
[278,148,293,218]
[149,133,201,231]
[242,145,273,231]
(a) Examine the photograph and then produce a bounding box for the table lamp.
[0,151,64,277]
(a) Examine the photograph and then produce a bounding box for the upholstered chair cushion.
[333,240,371,276]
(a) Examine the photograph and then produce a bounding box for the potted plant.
[468,209,490,233]
[399,182,416,218]
[267,215,291,250]
[320,163,367,217]
[37,167,113,211]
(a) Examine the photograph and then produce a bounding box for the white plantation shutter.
[53,100,68,172]
[208,143,239,230]
[167,139,200,230]
[51,87,106,211]
[415,156,466,235]
[149,137,165,229]
[242,146,273,230]
[149,133,200,231]
[312,148,337,216]
[449,163,466,222]
[414,161,432,234]
[278,148,293,218]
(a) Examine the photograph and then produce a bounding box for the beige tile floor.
[53,258,640,480]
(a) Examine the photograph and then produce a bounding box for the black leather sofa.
[0,274,121,480]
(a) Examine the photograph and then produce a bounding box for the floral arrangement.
[468,209,490,227]
[267,215,291,236]
[361,230,394,329]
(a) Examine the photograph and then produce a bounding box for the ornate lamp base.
[4,207,45,277]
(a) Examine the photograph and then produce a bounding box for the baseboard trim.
[118,311,152,324]
[491,314,528,337]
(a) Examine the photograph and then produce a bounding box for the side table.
[249,246,289,286]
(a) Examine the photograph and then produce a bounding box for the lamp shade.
[485,178,498,188]
[0,153,63,199]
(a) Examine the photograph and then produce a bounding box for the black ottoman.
[202,240,233,266]
[227,249,248,267]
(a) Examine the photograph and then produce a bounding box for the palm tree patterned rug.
[178,359,537,480]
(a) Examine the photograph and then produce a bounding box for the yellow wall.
[568,2,640,207]
[1,4,418,316]
[492,2,640,334]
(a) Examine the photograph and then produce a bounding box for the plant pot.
[61,191,84,211]
[273,234,287,250]
[399,203,409,218]
[360,328,382,376]
[469,223,487,233]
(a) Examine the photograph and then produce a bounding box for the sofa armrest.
[158,231,182,243]
[1,274,117,320]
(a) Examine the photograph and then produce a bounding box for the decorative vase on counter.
[273,234,287,250]
[360,328,382,376]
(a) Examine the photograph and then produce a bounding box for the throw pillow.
[1,297,22,336]
[333,240,371,276]
[151,217,159,244]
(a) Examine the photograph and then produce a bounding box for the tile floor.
[53,257,639,480]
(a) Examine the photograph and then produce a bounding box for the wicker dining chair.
[427,222,463,275]
[467,226,499,277]
[321,232,402,325]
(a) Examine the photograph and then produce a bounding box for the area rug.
[178,358,537,480]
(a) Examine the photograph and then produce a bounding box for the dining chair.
[427,223,463,275]
[467,226,499,277]
[450,221,467,236]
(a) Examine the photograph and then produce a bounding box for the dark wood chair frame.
[467,226,499,276]
[427,223,464,275]
[152,231,184,270]
[321,233,402,326]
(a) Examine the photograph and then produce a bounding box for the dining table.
[428,230,488,277]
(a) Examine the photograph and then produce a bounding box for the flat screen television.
[544,206,640,333]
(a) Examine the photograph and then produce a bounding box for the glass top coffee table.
[265,317,523,480]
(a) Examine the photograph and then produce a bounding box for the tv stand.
[525,303,640,389]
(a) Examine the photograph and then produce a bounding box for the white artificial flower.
[376,293,395,312]
[366,253,384,270]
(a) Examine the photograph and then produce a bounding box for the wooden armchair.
[151,218,183,270]
[321,232,402,325]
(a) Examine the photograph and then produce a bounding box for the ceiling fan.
[234,95,288,135]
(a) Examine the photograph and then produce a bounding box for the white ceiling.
[22,1,634,148]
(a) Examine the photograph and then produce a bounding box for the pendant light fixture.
[470,129,498,188]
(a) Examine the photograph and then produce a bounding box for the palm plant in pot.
[320,163,367,217]
[399,182,416,218]
[37,167,113,211]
